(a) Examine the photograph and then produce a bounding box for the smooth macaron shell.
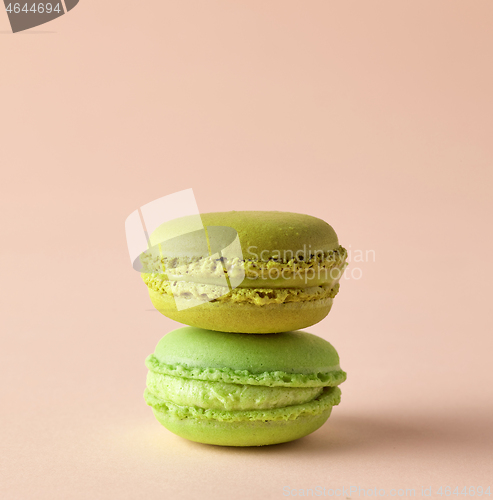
[147,287,336,333]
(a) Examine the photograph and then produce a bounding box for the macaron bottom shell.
[151,406,333,447]
[148,288,334,334]
[144,386,341,447]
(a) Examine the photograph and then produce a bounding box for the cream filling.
[143,274,340,305]
[147,372,323,411]
[140,247,348,281]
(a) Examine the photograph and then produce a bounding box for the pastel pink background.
[1,1,492,498]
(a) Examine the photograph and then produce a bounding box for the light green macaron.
[141,211,347,333]
[144,326,346,447]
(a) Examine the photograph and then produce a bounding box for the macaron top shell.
[201,211,340,257]
[145,326,347,388]
[147,211,340,260]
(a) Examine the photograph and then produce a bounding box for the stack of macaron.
[141,211,347,446]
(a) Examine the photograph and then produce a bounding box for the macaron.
[144,326,346,447]
[141,211,347,333]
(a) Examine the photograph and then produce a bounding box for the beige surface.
[1,1,492,498]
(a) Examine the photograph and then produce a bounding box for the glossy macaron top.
[145,326,347,388]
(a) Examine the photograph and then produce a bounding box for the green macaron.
[141,211,347,333]
[144,326,346,447]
